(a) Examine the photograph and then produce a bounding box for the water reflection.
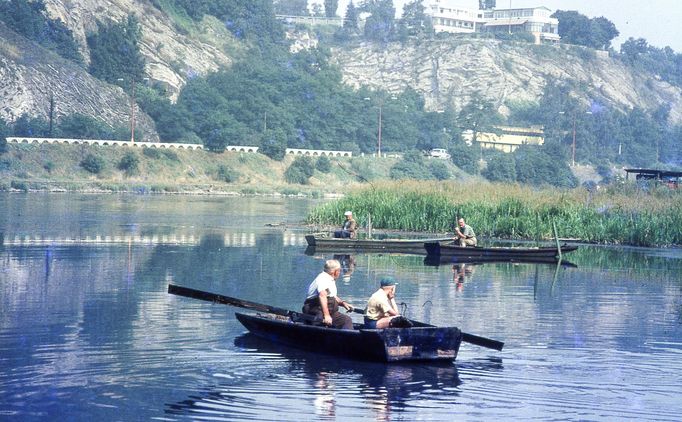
[333,254,356,284]
[165,333,465,421]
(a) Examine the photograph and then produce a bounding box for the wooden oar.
[348,308,504,351]
[169,284,504,351]
[168,284,317,323]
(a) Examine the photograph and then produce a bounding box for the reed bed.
[306,181,682,247]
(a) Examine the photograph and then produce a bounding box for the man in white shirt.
[302,259,354,329]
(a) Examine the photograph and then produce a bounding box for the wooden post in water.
[552,220,562,261]
[367,213,372,239]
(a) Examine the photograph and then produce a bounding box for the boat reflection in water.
[165,334,504,421]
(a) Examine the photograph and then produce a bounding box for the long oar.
[348,308,504,351]
[168,284,504,351]
[168,284,317,323]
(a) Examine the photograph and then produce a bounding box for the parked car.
[428,148,451,160]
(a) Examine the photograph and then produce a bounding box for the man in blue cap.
[363,276,404,329]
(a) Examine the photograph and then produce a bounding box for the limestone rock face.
[330,39,682,124]
[43,0,235,99]
[0,0,237,141]
[3,1,682,145]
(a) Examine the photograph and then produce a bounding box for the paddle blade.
[462,332,504,351]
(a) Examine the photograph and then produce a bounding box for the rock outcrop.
[330,38,682,124]
[2,1,681,145]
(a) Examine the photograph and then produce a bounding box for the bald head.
[324,259,341,274]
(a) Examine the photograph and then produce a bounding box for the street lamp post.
[560,110,592,166]
[364,97,383,157]
[377,104,382,157]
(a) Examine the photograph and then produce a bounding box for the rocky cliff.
[330,38,682,124]
[1,1,681,144]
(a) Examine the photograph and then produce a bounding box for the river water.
[1,194,681,421]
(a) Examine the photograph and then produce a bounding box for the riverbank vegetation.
[306,181,682,247]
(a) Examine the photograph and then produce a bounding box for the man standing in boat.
[454,217,477,247]
[334,211,357,238]
[303,259,355,329]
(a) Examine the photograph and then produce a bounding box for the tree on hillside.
[397,0,433,39]
[259,129,287,161]
[590,16,619,50]
[0,118,8,154]
[456,93,504,144]
[552,10,618,50]
[344,1,359,31]
[514,145,577,188]
[162,0,284,47]
[87,15,145,85]
[324,0,339,17]
[12,114,49,137]
[449,140,478,175]
[482,151,515,183]
[0,0,83,63]
[361,0,396,43]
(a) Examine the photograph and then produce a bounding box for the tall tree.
[324,0,339,17]
[87,15,145,85]
[343,1,359,31]
[360,0,396,43]
[398,0,433,38]
[552,10,618,50]
[456,93,504,144]
[0,0,82,63]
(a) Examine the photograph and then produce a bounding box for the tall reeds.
[306,181,682,247]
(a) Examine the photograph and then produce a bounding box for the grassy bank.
[306,181,682,247]
[0,143,406,196]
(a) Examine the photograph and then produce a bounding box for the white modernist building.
[424,1,560,44]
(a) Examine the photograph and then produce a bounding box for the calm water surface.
[1,193,681,421]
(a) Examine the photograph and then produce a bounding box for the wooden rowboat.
[305,234,452,253]
[424,242,578,259]
[235,312,462,362]
[167,284,504,363]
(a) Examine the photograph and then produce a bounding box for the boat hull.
[424,242,578,259]
[305,234,450,253]
[235,312,462,362]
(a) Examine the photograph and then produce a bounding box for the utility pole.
[571,113,576,167]
[377,105,382,157]
[130,81,136,143]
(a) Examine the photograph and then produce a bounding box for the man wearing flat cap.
[363,276,405,329]
[333,210,357,239]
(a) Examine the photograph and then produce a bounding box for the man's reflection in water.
[313,370,336,418]
[452,263,476,291]
[334,254,356,284]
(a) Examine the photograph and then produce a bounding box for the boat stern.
[370,327,462,362]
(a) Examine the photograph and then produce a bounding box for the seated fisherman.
[364,276,409,329]
[454,217,477,247]
[302,259,354,329]
[334,211,357,239]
